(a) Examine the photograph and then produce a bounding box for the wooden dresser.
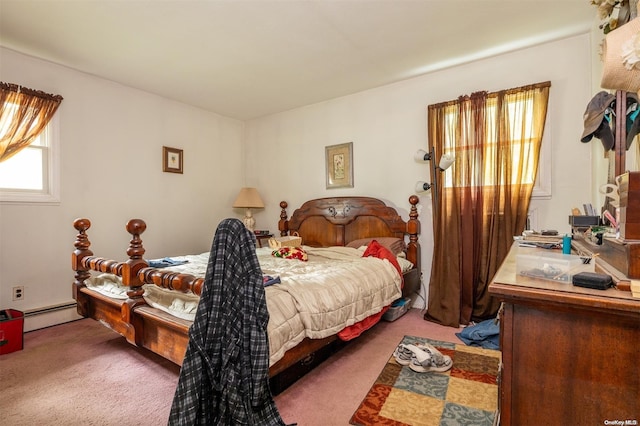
[489,243,640,425]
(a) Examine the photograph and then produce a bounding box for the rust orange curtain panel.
[0,82,63,163]
[424,82,550,327]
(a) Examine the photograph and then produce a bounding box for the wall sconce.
[414,147,454,204]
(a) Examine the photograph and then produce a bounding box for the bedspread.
[257,246,402,338]
[84,245,404,365]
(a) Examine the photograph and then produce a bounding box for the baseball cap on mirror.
[581,91,616,151]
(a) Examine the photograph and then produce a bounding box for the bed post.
[278,201,289,236]
[72,218,94,317]
[121,219,149,346]
[406,195,421,272]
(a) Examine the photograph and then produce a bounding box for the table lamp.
[232,187,265,232]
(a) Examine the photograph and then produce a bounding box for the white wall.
[0,48,245,328]
[245,33,594,308]
[0,32,597,323]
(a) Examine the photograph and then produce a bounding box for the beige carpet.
[0,308,463,426]
[0,318,180,425]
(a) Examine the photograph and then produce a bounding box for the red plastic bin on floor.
[0,309,24,355]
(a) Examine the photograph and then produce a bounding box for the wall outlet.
[12,286,24,301]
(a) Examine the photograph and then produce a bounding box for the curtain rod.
[428,80,551,110]
[0,81,64,102]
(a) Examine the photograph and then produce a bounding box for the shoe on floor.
[407,343,452,373]
[403,344,431,363]
[393,344,414,366]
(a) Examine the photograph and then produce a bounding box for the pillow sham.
[346,237,406,255]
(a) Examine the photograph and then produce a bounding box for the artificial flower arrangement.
[592,0,633,33]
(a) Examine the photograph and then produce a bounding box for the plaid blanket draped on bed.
[168,219,285,426]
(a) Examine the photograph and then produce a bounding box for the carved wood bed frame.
[71,195,421,384]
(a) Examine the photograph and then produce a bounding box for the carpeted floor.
[0,318,181,425]
[0,309,468,425]
[350,336,500,426]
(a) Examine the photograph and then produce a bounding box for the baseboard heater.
[24,302,77,317]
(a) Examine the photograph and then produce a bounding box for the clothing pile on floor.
[456,318,500,350]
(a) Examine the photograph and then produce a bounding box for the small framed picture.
[325,142,353,189]
[163,146,183,174]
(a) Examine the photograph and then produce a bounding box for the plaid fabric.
[168,218,285,425]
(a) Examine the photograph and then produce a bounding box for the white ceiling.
[0,1,596,121]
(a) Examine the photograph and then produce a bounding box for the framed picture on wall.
[325,142,353,189]
[163,146,183,174]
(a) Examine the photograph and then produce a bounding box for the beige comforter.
[258,246,402,338]
[85,246,404,365]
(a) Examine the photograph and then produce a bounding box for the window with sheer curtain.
[424,82,550,327]
[440,95,545,190]
[0,82,63,203]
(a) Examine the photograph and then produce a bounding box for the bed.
[71,195,421,386]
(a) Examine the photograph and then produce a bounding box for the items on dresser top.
[571,271,614,290]
[516,251,593,283]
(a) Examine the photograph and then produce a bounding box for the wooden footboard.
[75,283,332,380]
[71,195,421,387]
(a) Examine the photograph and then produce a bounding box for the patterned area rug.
[350,336,500,426]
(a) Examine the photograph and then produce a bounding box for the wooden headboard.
[278,195,420,271]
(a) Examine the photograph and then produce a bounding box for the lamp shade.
[233,187,265,208]
[414,149,430,162]
[439,154,455,171]
[415,181,431,193]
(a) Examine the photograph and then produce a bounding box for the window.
[440,95,551,199]
[0,114,60,204]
